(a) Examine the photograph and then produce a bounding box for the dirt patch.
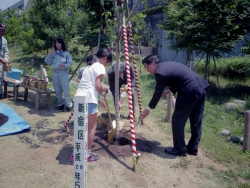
[67,120,152,158]
[0,113,8,126]
[94,126,152,157]
[0,98,244,188]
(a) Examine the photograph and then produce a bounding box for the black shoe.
[187,148,198,156]
[0,94,3,99]
[64,107,72,112]
[55,105,64,110]
[164,148,187,157]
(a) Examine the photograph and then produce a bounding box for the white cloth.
[76,62,106,104]
[77,67,85,80]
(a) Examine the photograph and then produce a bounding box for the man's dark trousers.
[171,90,207,153]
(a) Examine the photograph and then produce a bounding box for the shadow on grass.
[4,89,62,117]
[206,81,250,105]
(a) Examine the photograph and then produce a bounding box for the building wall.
[3,0,31,12]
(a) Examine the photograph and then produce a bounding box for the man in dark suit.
[141,55,209,156]
[108,62,137,122]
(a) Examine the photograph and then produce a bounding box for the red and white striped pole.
[122,22,137,158]
[128,22,143,118]
[63,110,74,132]
[109,43,115,52]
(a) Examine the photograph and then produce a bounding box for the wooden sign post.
[166,92,173,123]
[40,65,44,80]
[25,62,29,75]
[243,110,250,152]
[20,60,24,69]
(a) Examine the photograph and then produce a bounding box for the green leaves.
[162,0,250,56]
[30,0,85,49]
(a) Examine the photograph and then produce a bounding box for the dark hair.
[96,48,112,64]
[54,37,67,51]
[142,55,161,65]
[86,55,98,65]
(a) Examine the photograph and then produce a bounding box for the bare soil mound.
[66,121,153,158]
[93,125,153,158]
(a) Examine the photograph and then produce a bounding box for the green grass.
[7,45,250,186]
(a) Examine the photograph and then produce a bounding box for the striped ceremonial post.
[122,22,140,172]
[128,22,143,118]
[122,22,136,157]
[63,110,74,132]
[73,91,88,188]
[109,43,115,52]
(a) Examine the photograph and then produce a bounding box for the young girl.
[71,48,112,162]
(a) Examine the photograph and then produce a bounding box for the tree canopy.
[162,0,250,57]
[29,0,84,49]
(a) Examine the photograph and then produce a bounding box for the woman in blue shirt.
[45,38,73,112]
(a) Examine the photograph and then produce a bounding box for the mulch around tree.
[0,113,9,127]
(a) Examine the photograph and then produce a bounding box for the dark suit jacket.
[108,62,135,98]
[148,61,210,109]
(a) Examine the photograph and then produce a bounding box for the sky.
[0,0,20,11]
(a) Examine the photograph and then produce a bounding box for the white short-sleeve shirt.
[76,62,106,104]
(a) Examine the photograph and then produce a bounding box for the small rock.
[233,100,246,107]
[229,136,240,143]
[221,130,230,136]
[225,103,239,110]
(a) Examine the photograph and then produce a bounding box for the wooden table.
[3,77,56,110]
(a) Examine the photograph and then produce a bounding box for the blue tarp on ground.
[0,102,31,136]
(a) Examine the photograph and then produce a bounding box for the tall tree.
[3,9,22,44]
[18,10,45,53]
[79,0,115,48]
[29,0,84,50]
[0,10,4,22]
[162,0,250,74]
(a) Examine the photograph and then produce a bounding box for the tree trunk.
[212,54,221,94]
[138,42,143,74]
[207,55,210,82]
[193,52,205,71]
[204,53,209,80]
[97,7,103,50]
[114,1,122,140]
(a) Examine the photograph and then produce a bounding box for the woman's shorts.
[88,103,98,115]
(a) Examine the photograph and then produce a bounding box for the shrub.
[194,56,250,79]
[69,45,79,55]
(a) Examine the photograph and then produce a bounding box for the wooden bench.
[3,77,56,110]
